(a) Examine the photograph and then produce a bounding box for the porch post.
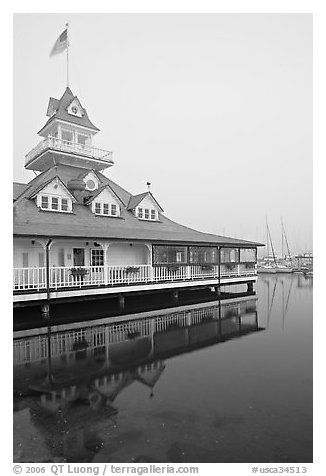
[103,243,110,285]
[145,244,154,282]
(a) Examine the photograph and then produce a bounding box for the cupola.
[24,87,114,172]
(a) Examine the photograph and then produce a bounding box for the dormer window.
[94,201,120,217]
[67,98,83,117]
[41,196,49,209]
[84,171,99,191]
[136,207,158,221]
[39,194,72,213]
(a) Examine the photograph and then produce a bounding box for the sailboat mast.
[282,219,293,266]
[266,218,277,265]
[281,217,284,259]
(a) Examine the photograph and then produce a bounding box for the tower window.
[62,130,73,144]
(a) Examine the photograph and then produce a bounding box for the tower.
[25,87,114,172]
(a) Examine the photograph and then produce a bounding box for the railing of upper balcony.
[13,264,257,292]
[25,137,113,165]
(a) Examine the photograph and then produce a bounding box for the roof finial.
[146,182,151,191]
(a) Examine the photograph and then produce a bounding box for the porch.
[13,240,258,304]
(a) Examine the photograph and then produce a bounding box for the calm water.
[13,274,313,463]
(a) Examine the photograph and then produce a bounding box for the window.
[38,253,44,267]
[22,252,28,268]
[220,248,239,263]
[61,198,68,212]
[58,249,65,267]
[41,196,49,209]
[94,202,120,217]
[103,203,109,215]
[77,134,89,146]
[91,249,104,266]
[39,195,71,212]
[240,248,256,263]
[137,207,158,221]
[111,204,117,216]
[86,179,97,191]
[51,197,59,210]
[189,247,218,264]
[153,245,187,265]
[62,130,73,144]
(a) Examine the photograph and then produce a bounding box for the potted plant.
[225,263,236,270]
[166,265,180,273]
[125,266,140,274]
[245,263,254,269]
[70,267,89,277]
[200,264,214,271]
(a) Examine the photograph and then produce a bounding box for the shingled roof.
[13,164,263,248]
[38,87,100,135]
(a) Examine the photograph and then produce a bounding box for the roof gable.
[29,176,76,202]
[128,192,163,212]
[46,97,59,117]
[85,184,123,206]
[38,87,100,135]
[66,97,84,118]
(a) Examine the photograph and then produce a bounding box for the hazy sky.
[13,13,312,255]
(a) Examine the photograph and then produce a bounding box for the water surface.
[13,274,313,463]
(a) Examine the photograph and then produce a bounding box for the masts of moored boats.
[266,216,277,265]
[281,217,293,266]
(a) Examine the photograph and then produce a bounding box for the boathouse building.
[13,87,262,309]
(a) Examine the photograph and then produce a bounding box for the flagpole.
[66,23,69,87]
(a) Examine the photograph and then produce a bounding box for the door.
[73,248,85,266]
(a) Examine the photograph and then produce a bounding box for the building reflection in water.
[13,295,263,463]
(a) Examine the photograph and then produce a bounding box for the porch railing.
[25,137,113,165]
[13,263,257,292]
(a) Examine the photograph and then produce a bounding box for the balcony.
[25,137,114,171]
[13,263,257,292]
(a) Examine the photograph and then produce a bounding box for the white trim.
[93,201,120,217]
[39,118,98,136]
[13,276,257,303]
[136,206,158,221]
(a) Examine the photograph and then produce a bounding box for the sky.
[13,13,313,255]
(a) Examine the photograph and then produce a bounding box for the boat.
[257,265,277,274]
[275,264,293,274]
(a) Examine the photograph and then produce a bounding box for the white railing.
[25,137,113,165]
[13,267,46,290]
[13,263,257,292]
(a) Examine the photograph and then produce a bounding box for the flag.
[50,28,68,57]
